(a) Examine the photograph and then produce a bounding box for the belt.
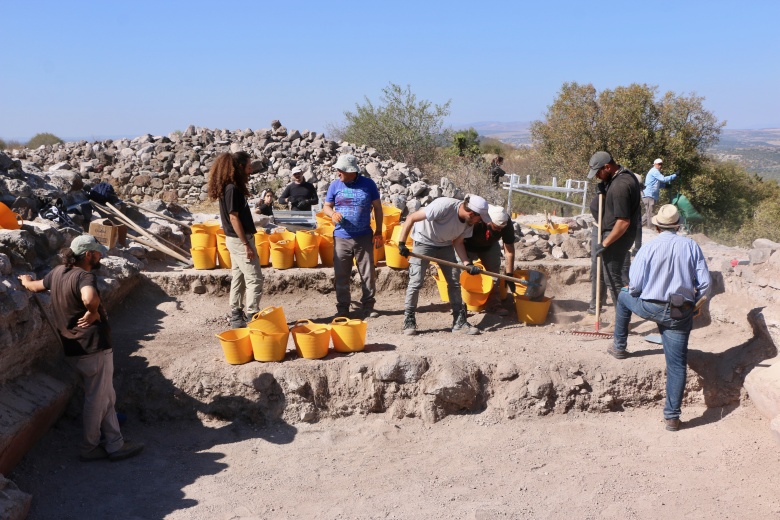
[645,299,694,311]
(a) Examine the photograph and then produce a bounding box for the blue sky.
[3,0,779,141]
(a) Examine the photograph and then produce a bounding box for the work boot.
[335,306,350,319]
[108,441,144,462]
[403,312,417,336]
[230,308,246,329]
[452,310,480,335]
[363,307,380,319]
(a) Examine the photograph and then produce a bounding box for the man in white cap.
[608,204,711,432]
[643,158,678,229]
[396,194,492,335]
[18,234,144,462]
[464,204,518,316]
[279,165,318,211]
[323,154,384,319]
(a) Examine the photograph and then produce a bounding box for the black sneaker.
[363,308,380,319]
[452,310,480,335]
[606,346,627,359]
[403,313,417,335]
[230,309,246,329]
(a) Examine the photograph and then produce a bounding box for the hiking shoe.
[487,306,509,317]
[665,418,682,432]
[606,346,627,359]
[109,441,144,462]
[363,308,380,319]
[587,306,596,316]
[79,446,109,462]
[452,311,480,335]
[403,313,417,336]
[229,309,246,329]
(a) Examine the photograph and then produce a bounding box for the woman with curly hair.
[208,151,263,328]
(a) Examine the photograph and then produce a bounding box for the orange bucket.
[191,247,217,269]
[270,240,294,269]
[0,202,22,229]
[514,295,552,325]
[460,270,493,312]
[215,328,253,364]
[249,329,288,362]
[318,233,334,267]
[330,317,367,353]
[215,229,231,268]
[248,306,288,333]
[384,240,409,269]
[290,319,331,359]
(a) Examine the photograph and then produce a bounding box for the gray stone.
[752,238,780,250]
[365,162,382,179]
[406,198,421,214]
[560,236,590,259]
[551,246,566,259]
[423,359,479,409]
[409,181,428,197]
[749,248,772,265]
[374,354,429,384]
[0,474,31,520]
[515,245,545,261]
[0,253,11,275]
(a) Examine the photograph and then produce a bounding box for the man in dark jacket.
[279,166,318,211]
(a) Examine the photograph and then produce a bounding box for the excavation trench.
[106,262,772,427]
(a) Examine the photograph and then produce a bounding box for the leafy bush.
[450,128,481,159]
[341,83,451,169]
[479,137,513,156]
[27,132,63,148]
[0,138,25,150]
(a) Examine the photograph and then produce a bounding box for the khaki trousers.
[225,235,264,316]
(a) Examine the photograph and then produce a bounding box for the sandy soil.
[10,259,780,519]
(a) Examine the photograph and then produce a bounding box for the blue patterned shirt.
[643,167,678,201]
[325,176,380,239]
[628,231,711,304]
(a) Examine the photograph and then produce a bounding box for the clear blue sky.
[3,0,779,141]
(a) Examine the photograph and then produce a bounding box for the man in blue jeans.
[608,205,711,432]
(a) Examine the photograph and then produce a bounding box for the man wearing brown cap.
[587,151,642,310]
[607,205,711,432]
[18,235,144,462]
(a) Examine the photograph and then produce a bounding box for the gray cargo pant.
[405,243,463,315]
[333,233,376,313]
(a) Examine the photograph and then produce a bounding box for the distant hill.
[457,122,780,180]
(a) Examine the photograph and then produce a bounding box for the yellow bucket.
[384,240,410,269]
[0,202,23,229]
[191,247,217,270]
[391,225,414,247]
[248,306,288,333]
[204,219,221,235]
[249,329,288,362]
[254,232,271,266]
[317,223,335,237]
[291,319,331,359]
[315,211,332,228]
[374,240,385,263]
[215,328,253,364]
[330,317,367,353]
[270,240,294,269]
[514,295,552,325]
[511,269,530,297]
[528,223,569,235]
[383,222,396,241]
[215,230,231,268]
[191,228,216,248]
[318,233,334,267]
[296,230,320,249]
[460,270,493,312]
[296,244,320,268]
[382,205,402,228]
[269,229,295,244]
[433,273,450,302]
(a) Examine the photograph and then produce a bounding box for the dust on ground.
[10,267,780,519]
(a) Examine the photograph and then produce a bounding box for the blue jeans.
[613,291,694,420]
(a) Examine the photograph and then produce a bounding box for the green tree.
[0,138,6,150]
[341,83,451,168]
[530,82,724,178]
[450,128,481,159]
[27,132,64,148]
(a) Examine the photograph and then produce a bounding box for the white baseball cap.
[464,194,492,224]
[487,205,509,226]
[653,158,663,165]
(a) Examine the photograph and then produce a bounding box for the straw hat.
[651,204,681,229]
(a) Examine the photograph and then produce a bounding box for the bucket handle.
[300,244,318,253]
[331,317,350,325]
[249,328,283,337]
[292,319,313,328]
[253,306,278,321]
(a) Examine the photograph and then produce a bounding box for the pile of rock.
[1,120,463,216]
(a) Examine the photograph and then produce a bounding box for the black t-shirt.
[464,221,517,252]
[43,265,112,356]
[257,203,274,216]
[589,166,641,245]
[219,184,257,238]
[279,181,318,210]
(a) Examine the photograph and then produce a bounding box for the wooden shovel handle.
[407,251,534,286]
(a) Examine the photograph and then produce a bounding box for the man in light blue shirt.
[642,158,678,228]
[608,204,711,433]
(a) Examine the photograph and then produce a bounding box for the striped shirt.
[628,231,711,304]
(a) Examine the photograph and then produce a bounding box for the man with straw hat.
[607,204,711,432]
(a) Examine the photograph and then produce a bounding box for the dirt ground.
[10,262,780,519]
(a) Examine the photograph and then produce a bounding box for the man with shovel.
[18,234,144,462]
[397,194,492,335]
[587,151,642,319]
[607,204,711,432]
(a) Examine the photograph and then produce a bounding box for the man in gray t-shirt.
[396,195,492,335]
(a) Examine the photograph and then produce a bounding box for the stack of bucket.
[268,229,296,269]
[191,221,219,270]
[216,306,370,364]
[385,224,414,269]
[295,230,321,268]
[432,263,494,313]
